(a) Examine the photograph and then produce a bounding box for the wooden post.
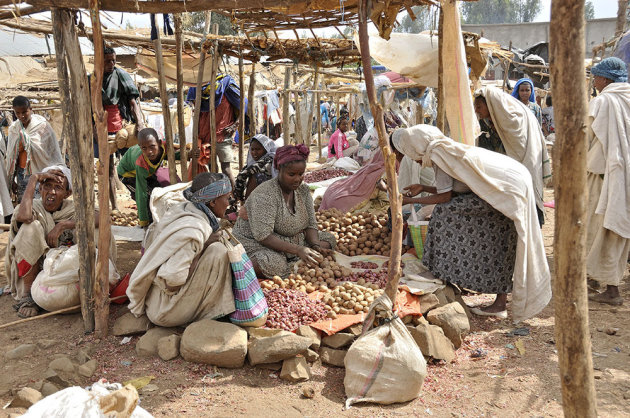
[208,23,219,173]
[294,91,303,145]
[191,11,211,179]
[550,1,597,416]
[282,66,291,143]
[88,0,111,338]
[248,63,256,140]
[316,92,322,159]
[358,0,402,302]
[238,55,245,169]
[174,14,187,178]
[436,7,446,133]
[305,66,319,148]
[153,22,177,183]
[51,9,96,333]
[617,0,628,36]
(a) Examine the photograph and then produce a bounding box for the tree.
[461,0,542,24]
[393,6,433,34]
[584,1,595,20]
[180,12,235,35]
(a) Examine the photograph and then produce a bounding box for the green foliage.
[180,12,235,35]
[585,1,595,20]
[393,6,434,34]
[461,0,542,24]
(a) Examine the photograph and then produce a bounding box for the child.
[326,117,359,159]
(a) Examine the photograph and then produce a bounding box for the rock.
[255,362,283,371]
[158,335,181,361]
[48,356,76,374]
[136,327,175,357]
[247,328,284,339]
[42,369,73,388]
[296,326,321,349]
[347,323,363,336]
[76,348,91,365]
[180,319,247,368]
[41,382,59,397]
[140,384,159,394]
[402,315,413,324]
[113,313,152,336]
[280,357,311,382]
[321,333,354,349]
[5,344,36,360]
[9,387,42,408]
[247,331,312,365]
[426,302,470,349]
[302,386,315,398]
[434,288,449,306]
[407,323,456,363]
[37,340,56,349]
[305,349,319,363]
[441,285,472,319]
[320,347,346,367]
[418,293,440,315]
[78,359,98,378]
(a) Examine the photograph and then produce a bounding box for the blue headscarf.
[183,174,232,232]
[511,78,536,103]
[592,57,628,83]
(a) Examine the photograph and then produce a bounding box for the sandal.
[13,296,41,318]
[588,293,623,306]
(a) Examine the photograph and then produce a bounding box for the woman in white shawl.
[231,135,277,209]
[391,125,551,322]
[473,87,551,226]
[6,96,64,202]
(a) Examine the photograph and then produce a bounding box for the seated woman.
[232,134,277,207]
[391,125,551,321]
[233,144,336,278]
[126,173,235,327]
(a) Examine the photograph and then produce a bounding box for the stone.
[140,384,159,394]
[296,325,321,350]
[321,333,354,349]
[256,362,283,371]
[434,288,449,306]
[418,293,440,315]
[247,331,312,365]
[402,315,413,324]
[42,369,73,388]
[280,357,311,382]
[426,302,470,349]
[41,382,59,397]
[305,349,319,363]
[158,335,181,361]
[441,285,472,319]
[37,340,56,349]
[76,348,91,365]
[5,344,36,360]
[407,323,456,363]
[78,359,98,378]
[48,357,76,374]
[113,313,152,336]
[136,327,175,357]
[180,319,247,368]
[247,328,284,339]
[9,387,42,408]
[347,323,363,336]
[320,347,346,367]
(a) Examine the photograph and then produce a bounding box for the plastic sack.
[333,157,361,172]
[31,245,120,312]
[344,294,426,407]
[408,209,429,259]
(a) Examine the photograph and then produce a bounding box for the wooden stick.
[52,9,97,333]
[153,21,177,184]
[316,92,322,159]
[305,65,319,148]
[208,23,220,174]
[550,0,597,416]
[238,55,245,169]
[282,66,291,143]
[293,91,303,145]
[174,14,188,179]
[247,63,256,141]
[358,0,402,303]
[191,11,211,179]
[436,8,445,133]
[88,0,111,339]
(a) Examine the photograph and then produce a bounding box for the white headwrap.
[43,165,72,191]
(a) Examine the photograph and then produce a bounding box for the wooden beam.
[153,20,177,183]
[247,63,256,142]
[293,91,302,144]
[0,5,46,19]
[208,23,219,173]
[51,8,96,333]
[174,14,187,179]
[316,91,322,159]
[358,0,402,303]
[436,8,445,133]
[191,11,211,179]
[550,0,597,416]
[238,55,245,170]
[305,65,319,148]
[282,66,291,143]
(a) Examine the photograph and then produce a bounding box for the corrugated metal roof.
[0,29,135,56]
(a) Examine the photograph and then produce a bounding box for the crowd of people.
[0,55,627,329]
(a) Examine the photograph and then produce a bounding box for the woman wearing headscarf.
[126,172,236,327]
[511,78,543,126]
[232,134,277,207]
[233,145,336,278]
[391,125,551,322]
[585,57,630,306]
[473,86,551,226]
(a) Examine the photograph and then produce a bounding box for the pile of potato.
[110,210,139,226]
[322,282,384,318]
[317,209,392,256]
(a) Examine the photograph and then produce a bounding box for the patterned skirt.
[422,193,517,294]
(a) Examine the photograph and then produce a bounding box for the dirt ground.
[0,166,629,417]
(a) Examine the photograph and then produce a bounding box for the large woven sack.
[31,245,120,312]
[344,294,427,407]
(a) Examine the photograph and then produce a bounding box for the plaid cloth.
[102,67,140,122]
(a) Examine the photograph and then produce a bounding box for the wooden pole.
[436,7,446,133]
[88,0,111,338]
[238,55,245,169]
[305,65,319,148]
[248,63,256,140]
[208,23,220,173]
[282,66,291,143]
[51,9,96,333]
[358,0,402,302]
[294,92,303,144]
[550,0,597,416]
[191,11,211,179]
[617,0,628,36]
[174,14,187,178]
[316,92,322,159]
[153,23,177,183]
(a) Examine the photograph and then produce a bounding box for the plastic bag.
[407,209,429,259]
[344,294,426,407]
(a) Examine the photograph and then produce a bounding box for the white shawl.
[474,87,551,214]
[588,82,630,239]
[392,124,551,323]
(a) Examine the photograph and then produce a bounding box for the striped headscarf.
[183,174,232,231]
